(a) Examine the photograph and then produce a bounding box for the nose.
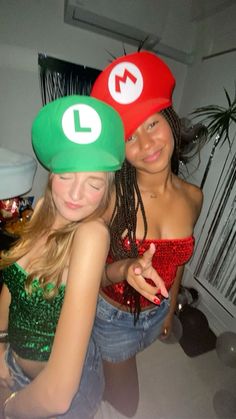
[69,179,84,202]
[138,130,154,151]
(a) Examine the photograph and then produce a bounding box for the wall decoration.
[38,53,101,105]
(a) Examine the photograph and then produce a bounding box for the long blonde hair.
[1,172,114,297]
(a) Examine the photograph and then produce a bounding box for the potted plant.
[191,85,236,188]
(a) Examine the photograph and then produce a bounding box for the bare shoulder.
[178,177,203,218]
[184,180,203,202]
[69,219,110,267]
[74,218,110,242]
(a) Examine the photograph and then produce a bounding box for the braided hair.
[109,106,198,323]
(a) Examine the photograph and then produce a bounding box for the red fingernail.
[154,297,160,305]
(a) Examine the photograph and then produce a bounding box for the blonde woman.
[0,95,125,419]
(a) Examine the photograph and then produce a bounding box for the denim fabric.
[93,295,170,362]
[5,336,104,419]
[5,345,31,389]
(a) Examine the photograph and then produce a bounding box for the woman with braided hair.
[91,51,203,416]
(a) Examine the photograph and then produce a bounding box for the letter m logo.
[115,69,137,93]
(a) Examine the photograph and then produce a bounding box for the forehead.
[82,171,107,181]
[55,172,107,180]
[133,112,164,132]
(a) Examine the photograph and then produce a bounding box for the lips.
[65,202,83,210]
[143,149,162,163]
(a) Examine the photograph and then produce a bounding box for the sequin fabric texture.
[103,237,195,309]
[3,263,65,361]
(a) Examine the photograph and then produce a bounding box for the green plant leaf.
[191,85,236,148]
[224,88,232,107]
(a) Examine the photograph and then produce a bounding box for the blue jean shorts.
[92,295,170,363]
[5,336,104,419]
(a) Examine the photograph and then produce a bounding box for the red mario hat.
[91,51,175,140]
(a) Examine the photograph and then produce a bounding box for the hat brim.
[50,148,123,173]
[122,98,172,140]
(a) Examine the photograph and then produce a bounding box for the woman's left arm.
[4,220,110,418]
[161,185,204,338]
[160,266,184,338]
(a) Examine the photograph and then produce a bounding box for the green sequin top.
[2,263,65,361]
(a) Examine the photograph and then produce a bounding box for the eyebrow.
[88,176,106,183]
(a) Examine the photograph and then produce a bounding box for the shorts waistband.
[98,293,169,320]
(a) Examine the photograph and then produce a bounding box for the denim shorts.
[92,295,170,363]
[5,336,104,419]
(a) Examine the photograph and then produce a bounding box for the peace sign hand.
[126,244,168,304]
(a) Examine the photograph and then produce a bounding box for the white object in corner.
[0,147,37,199]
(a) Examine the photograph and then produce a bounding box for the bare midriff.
[100,288,155,312]
[12,351,46,379]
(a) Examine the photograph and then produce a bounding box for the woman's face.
[125,112,175,174]
[51,172,108,226]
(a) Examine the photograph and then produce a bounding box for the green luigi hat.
[32,95,125,173]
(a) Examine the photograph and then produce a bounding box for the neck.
[53,214,70,230]
[137,168,173,197]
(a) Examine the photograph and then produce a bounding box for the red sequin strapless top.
[102,236,195,309]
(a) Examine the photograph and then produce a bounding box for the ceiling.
[64,0,236,64]
[191,0,236,20]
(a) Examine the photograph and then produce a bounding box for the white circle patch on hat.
[62,104,102,144]
[108,62,143,104]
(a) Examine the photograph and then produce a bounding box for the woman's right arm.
[103,244,168,302]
